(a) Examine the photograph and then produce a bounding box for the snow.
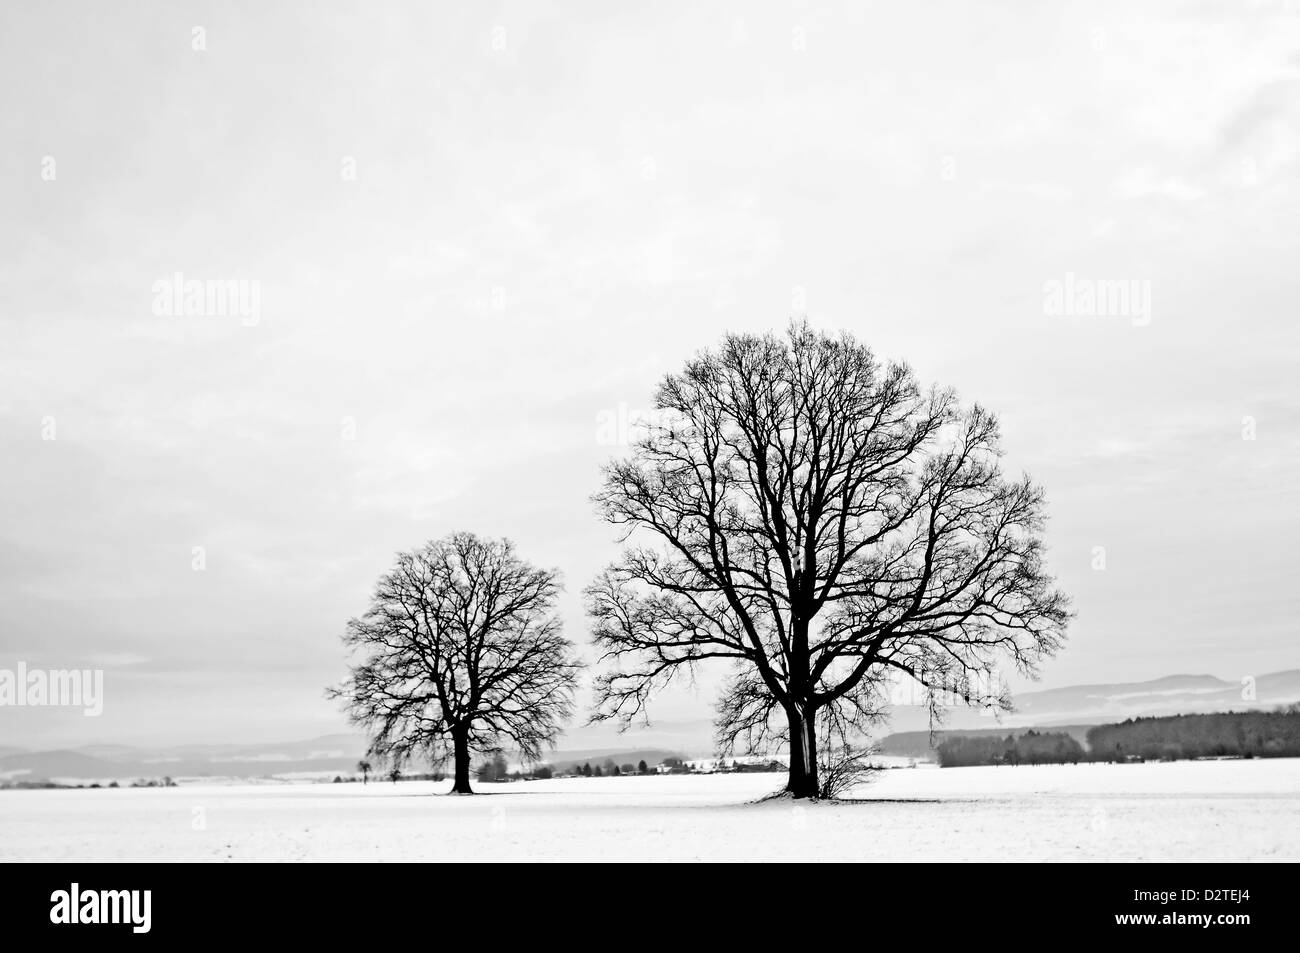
[2,759,1296,862]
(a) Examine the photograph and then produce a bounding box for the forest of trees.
[1086,710,1300,762]
[936,730,1084,767]
[935,710,1300,766]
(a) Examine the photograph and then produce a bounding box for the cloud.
[976,180,1075,204]
[1116,168,1206,202]
[2,0,1297,745]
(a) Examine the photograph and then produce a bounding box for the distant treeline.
[0,777,179,791]
[937,730,1084,767]
[1087,710,1300,762]
[937,709,1300,767]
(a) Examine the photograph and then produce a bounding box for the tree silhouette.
[357,759,372,785]
[588,323,1070,797]
[331,533,582,794]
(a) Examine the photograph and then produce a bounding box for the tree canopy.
[332,532,581,794]
[587,322,1071,796]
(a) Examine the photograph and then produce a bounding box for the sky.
[1,1,1297,748]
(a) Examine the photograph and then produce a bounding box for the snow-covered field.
[3,759,1296,862]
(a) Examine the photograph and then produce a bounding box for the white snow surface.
[2,759,1296,862]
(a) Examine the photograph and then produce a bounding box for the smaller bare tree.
[817,741,880,800]
[330,533,581,794]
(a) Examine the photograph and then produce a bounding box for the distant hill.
[1006,670,1300,726]
[876,670,1300,759]
[5,669,1297,782]
[877,669,1300,737]
[0,750,124,779]
[0,734,691,784]
[0,734,383,783]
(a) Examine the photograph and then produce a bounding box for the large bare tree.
[587,323,1071,798]
[331,533,581,794]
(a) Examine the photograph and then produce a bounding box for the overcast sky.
[2,1,1297,748]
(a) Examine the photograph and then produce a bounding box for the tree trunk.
[450,726,473,794]
[785,608,819,799]
[785,705,819,798]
